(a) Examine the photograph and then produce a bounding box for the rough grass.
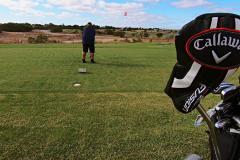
[0,43,239,159]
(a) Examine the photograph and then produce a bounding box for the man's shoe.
[82,59,86,63]
[91,59,95,63]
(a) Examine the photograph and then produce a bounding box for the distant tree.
[47,23,56,29]
[163,33,175,40]
[93,25,100,29]
[113,31,125,38]
[33,24,46,30]
[104,26,116,29]
[35,34,48,43]
[72,25,80,29]
[0,23,32,32]
[95,30,103,35]
[50,27,63,33]
[156,33,163,38]
[143,31,149,37]
[105,29,114,35]
[131,32,137,37]
[28,37,35,43]
[28,35,48,43]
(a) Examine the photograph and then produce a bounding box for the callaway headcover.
[165,13,240,113]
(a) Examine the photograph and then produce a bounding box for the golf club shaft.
[197,104,222,160]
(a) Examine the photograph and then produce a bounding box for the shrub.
[156,33,163,38]
[28,37,35,43]
[49,40,58,43]
[105,29,114,35]
[132,38,142,43]
[50,27,63,33]
[143,32,149,38]
[131,33,137,37]
[28,35,48,43]
[0,23,32,32]
[96,30,104,35]
[113,31,125,38]
[163,33,175,40]
[124,38,131,43]
[35,34,48,43]
[132,39,138,43]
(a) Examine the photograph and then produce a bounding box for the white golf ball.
[73,83,81,87]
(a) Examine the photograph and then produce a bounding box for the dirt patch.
[0,30,174,44]
[0,30,81,44]
[0,95,6,101]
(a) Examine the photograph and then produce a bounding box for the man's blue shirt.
[82,26,95,44]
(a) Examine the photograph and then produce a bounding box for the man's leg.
[82,44,88,63]
[90,53,95,63]
[82,52,86,63]
[90,44,95,63]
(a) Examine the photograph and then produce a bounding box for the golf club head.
[221,86,238,102]
[215,102,231,111]
[212,82,234,94]
[215,118,231,129]
[232,116,240,128]
[185,154,203,160]
[194,108,216,127]
[194,115,204,127]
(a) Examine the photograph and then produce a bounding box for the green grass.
[0,43,239,159]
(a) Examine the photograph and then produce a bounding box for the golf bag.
[209,85,240,160]
[164,13,240,160]
[210,129,240,160]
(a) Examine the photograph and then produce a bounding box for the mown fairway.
[0,43,239,160]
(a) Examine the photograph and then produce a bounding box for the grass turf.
[0,43,239,159]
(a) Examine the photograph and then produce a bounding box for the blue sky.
[0,0,239,29]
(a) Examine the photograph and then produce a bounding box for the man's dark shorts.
[83,43,95,53]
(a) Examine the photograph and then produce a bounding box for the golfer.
[82,22,96,63]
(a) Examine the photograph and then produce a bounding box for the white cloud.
[126,12,167,27]
[98,1,143,14]
[42,3,53,8]
[45,0,158,26]
[211,7,236,13]
[0,0,169,27]
[171,0,212,8]
[47,0,97,12]
[135,0,161,3]
[56,12,79,19]
[0,0,39,12]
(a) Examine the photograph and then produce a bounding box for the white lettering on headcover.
[194,39,204,50]
[212,50,232,64]
[172,62,201,88]
[236,18,240,30]
[193,33,240,51]
[183,84,207,112]
[193,17,240,51]
[210,17,218,29]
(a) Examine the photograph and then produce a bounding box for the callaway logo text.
[194,33,240,51]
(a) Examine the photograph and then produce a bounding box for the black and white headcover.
[165,13,240,113]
